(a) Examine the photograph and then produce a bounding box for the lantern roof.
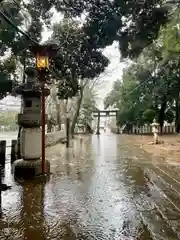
[151,118,159,126]
[13,84,50,97]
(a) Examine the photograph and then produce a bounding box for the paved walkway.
[46,134,180,239]
[1,133,180,239]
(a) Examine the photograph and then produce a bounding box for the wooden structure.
[93,110,118,135]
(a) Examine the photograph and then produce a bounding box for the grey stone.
[13,159,50,179]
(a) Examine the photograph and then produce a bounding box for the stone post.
[0,140,6,167]
[13,67,50,179]
[151,119,159,144]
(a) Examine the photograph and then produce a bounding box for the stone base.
[13,158,50,179]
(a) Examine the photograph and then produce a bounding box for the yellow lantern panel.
[36,55,49,69]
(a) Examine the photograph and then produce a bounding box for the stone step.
[144,168,180,238]
[121,164,178,239]
[149,164,180,198]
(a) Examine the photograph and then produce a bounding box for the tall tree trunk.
[70,89,83,137]
[63,99,68,134]
[56,103,61,131]
[47,121,52,133]
[158,98,167,133]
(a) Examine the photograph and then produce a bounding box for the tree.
[59,0,178,58]
[0,111,18,131]
[104,79,122,109]
[49,18,109,136]
[0,1,24,96]
[0,0,60,98]
[78,85,97,129]
[104,8,180,132]
[51,18,109,81]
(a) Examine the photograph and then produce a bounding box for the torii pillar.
[96,111,100,135]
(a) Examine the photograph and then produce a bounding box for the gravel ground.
[125,134,180,165]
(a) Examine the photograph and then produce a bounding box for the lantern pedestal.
[13,159,50,179]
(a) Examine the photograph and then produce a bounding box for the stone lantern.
[151,118,159,144]
[13,67,50,179]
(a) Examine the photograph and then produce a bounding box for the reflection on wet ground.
[1,133,180,239]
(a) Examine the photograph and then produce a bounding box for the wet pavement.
[1,132,180,239]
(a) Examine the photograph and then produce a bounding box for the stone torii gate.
[93,110,119,135]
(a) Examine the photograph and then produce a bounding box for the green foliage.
[165,109,174,124]
[142,109,156,124]
[0,56,17,99]
[57,78,80,99]
[0,0,178,102]
[0,0,178,108]
[0,0,55,98]
[104,8,180,130]
[1,2,109,100]
[51,18,109,99]
[59,0,178,58]
[51,18,109,81]
[0,111,18,130]
[104,79,122,109]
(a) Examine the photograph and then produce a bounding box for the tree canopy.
[0,1,110,99]
[1,0,180,130]
[51,18,109,99]
[104,8,180,132]
[59,0,179,58]
[1,0,178,81]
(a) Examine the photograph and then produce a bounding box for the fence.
[110,125,176,135]
[122,125,176,135]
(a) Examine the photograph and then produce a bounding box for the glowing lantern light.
[36,54,49,70]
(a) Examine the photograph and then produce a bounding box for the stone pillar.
[96,111,100,135]
[13,67,50,179]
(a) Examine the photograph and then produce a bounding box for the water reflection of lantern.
[20,181,46,239]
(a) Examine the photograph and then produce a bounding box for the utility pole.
[41,77,46,173]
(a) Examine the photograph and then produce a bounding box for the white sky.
[0,9,126,110]
[96,42,127,108]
